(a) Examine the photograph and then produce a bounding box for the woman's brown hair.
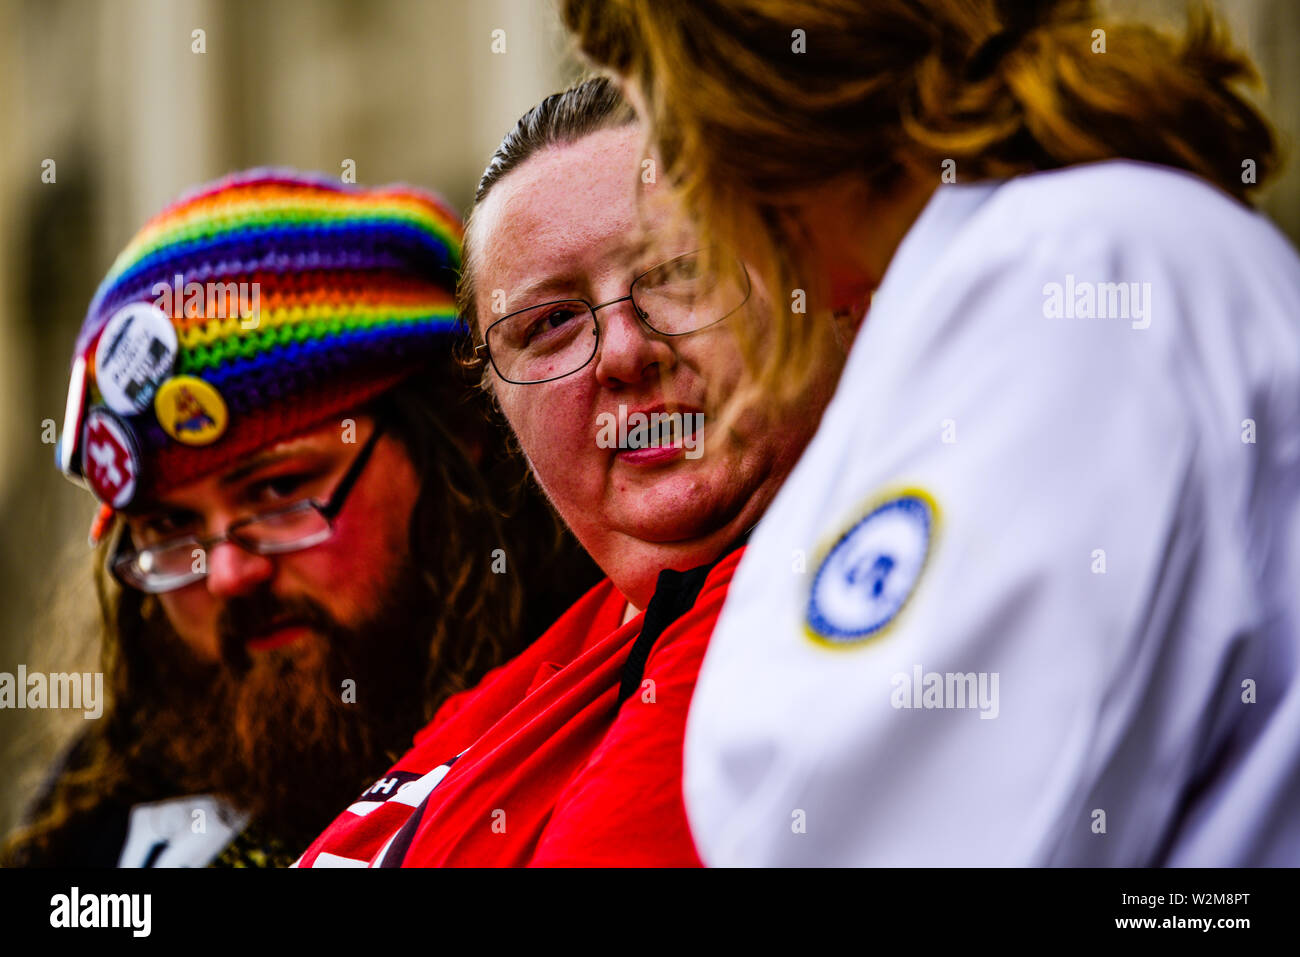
[561,0,1281,407]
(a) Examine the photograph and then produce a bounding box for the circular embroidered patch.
[806,491,935,645]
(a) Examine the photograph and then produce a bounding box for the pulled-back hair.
[458,76,637,387]
[561,0,1282,406]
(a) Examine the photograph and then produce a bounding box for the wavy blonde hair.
[561,0,1281,409]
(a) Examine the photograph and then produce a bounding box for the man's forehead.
[134,417,368,514]
[218,423,356,481]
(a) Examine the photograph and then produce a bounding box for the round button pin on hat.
[57,355,89,478]
[154,375,229,446]
[93,302,178,416]
[81,407,141,509]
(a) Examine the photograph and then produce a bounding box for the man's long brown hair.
[3,357,600,865]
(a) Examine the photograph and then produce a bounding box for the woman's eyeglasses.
[477,248,752,385]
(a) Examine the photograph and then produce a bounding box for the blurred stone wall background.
[0,0,1295,839]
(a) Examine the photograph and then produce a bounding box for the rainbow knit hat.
[58,168,463,539]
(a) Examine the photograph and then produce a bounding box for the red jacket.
[294,546,745,867]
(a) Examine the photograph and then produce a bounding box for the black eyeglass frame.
[109,422,386,594]
[474,248,752,385]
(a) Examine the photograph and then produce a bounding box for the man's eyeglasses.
[476,248,752,385]
[110,423,385,594]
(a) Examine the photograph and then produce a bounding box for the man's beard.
[152,565,436,850]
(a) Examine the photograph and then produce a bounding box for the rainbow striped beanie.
[58,168,463,537]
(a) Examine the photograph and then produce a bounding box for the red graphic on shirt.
[83,412,137,506]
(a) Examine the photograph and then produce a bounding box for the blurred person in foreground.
[4,169,595,868]
[295,77,840,867]
[563,0,1300,864]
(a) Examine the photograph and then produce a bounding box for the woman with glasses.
[562,0,1300,865]
[294,78,840,867]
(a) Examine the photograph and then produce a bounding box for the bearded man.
[4,169,594,867]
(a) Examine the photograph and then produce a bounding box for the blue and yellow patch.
[804,487,938,647]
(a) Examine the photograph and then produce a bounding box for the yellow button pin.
[154,375,228,446]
